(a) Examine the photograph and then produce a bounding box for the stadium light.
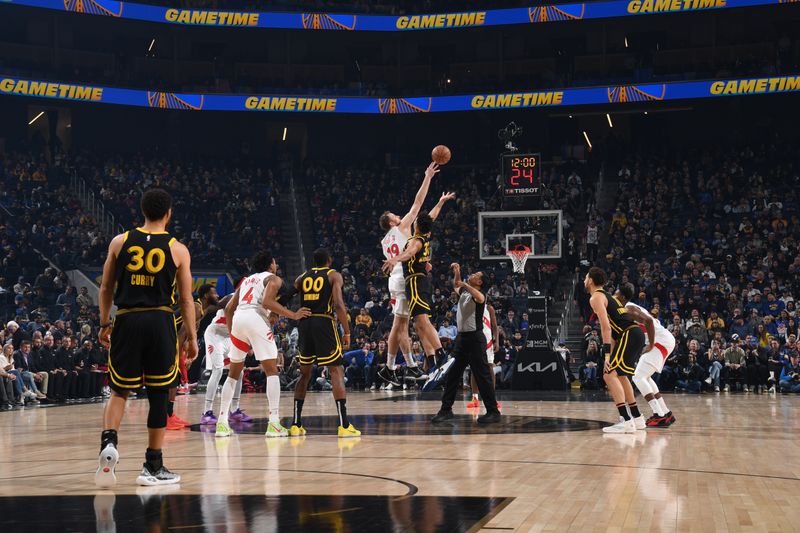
[28,111,44,126]
[282,127,287,141]
[624,36,629,48]
[148,39,155,52]
[582,130,592,151]
[606,113,613,127]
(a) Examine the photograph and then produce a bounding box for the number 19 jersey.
[114,228,178,310]
[381,226,408,288]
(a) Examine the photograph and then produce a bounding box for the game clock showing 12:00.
[502,153,542,196]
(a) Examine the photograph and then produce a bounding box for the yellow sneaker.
[337,423,361,438]
[289,425,307,437]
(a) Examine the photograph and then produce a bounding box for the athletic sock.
[335,398,349,427]
[100,429,117,453]
[435,348,446,365]
[648,399,663,417]
[402,351,418,367]
[628,402,641,418]
[657,396,669,415]
[231,376,242,412]
[204,368,223,413]
[616,402,631,420]
[218,377,238,425]
[293,399,304,427]
[167,401,174,417]
[426,355,437,369]
[387,354,397,371]
[145,448,162,473]
[266,375,280,423]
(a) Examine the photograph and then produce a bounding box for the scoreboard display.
[502,153,542,196]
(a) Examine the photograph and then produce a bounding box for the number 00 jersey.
[594,288,635,339]
[299,267,334,317]
[114,228,178,310]
[401,233,431,279]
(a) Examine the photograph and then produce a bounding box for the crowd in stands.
[576,139,800,394]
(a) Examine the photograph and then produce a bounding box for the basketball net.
[507,245,531,274]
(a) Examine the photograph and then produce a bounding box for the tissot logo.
[517,362,558,373]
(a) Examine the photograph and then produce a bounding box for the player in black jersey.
[290,249,360,437]
[585,266,646,434]
[382,212,447,373]
[95,189,197,487]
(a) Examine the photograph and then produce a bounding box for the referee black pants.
[440,331,498,412]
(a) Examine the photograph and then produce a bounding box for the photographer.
[778,353,800,393]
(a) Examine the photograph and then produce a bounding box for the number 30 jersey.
[381,226,408,284]
[114,228,178,310]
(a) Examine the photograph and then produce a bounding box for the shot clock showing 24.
[501,153,542,196]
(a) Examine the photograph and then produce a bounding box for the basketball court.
[1,391,797,531]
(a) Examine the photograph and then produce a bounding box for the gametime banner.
[4,0,789,31]
[1,75,799,113]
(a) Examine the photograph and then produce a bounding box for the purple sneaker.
[200,410,218,425]
[229,408,253,423]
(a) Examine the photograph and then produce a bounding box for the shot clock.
[501,153,542,196]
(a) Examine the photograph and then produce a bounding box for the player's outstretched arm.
[429,192,456,221]
[382,239,422,273]
[330,271,351,350]
[262,276,311,321]
[97,233,124,348]
[625,304,655,352]
[173,241,198,361]
[399,162,439,233]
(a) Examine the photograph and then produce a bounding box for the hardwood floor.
[1,389,798,531]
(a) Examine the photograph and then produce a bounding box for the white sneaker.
[744,386,750,392]
[369,384,376,391]
[602,418,635,434]
[633,416,646,430]
[379,383,386,390]
[705,377,713,385]
[386,384,394,391]
[95,443,119,487]
[714,386,720,392]
[723,384,730,392]
[769,386,776,393]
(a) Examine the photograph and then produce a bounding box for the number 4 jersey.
[114,228,178,310]
[236,271,274,322]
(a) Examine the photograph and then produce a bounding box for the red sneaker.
[466,398,480,409]
[166,414,185,430]
[645,415,665,427]
[171,414,190,426]
[496,401,502,411]
[176,385,189,395]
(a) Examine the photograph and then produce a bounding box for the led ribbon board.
[1,75,798,112]
[4,0,787,31]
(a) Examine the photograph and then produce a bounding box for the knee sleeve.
[146,388,169,429]
[632,369,653,397]
[647,376,660,395]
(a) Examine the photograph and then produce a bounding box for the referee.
[431,263,501,425]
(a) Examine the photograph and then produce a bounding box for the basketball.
[431,145,451,165]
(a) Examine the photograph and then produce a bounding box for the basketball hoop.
[506,244,531,274]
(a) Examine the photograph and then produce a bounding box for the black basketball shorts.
[405,274,433,318]
[109,309,179,392]
[607,326,646,377]
[297,316,343,366]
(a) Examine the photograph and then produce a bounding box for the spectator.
[582,340,600,388]
[778,353,800,393]
[56,286,77,308]
[354,308,373,335]
[723,335,746,392]
[13,340,46,399]
[437,318,457,342]
[76,286,93,308]
[704,342,726,392]
[1,343,27,404]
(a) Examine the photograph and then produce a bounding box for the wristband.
[603,343,612,354]
[100,322,112,328]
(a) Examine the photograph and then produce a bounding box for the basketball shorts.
[636,330,676,374]
[405,274,433,318]
[298,316,343,366]
[388,275,409,317]
[204,330,231,370]
[229,310,277,363]
[607,326,646,377]
[109,309,178,392]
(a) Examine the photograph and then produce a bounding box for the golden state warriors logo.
[147,92,204,110]
[529,4,585,22]
[607,84,666,103]
[64,0,122,16]
[301,14,356,30]
[378,98,432,114]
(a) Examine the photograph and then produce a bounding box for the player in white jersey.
[615,285,676,428]
[466,303,500,409]
[215,251,311,438]
[378,161,454,386]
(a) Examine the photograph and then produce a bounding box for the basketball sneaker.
[497,401,503,411]
[602,417,636,434]
[289,425,307,437]
[477,410,501,425]
[136,464,181,486]
[337,423,361,438]
[200,411,218,425]
[405,366,425,380]
[166,414,185,430]
[171,414,191,426]
[229,408,253,423]
[466,397,480,409]
[664,412,676,426]
[265,421,289,438]
[95,443,119,488]
[215,421,234,438]
[645,415,665,427]
[633,416,646,430]
[377,367,400,387]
